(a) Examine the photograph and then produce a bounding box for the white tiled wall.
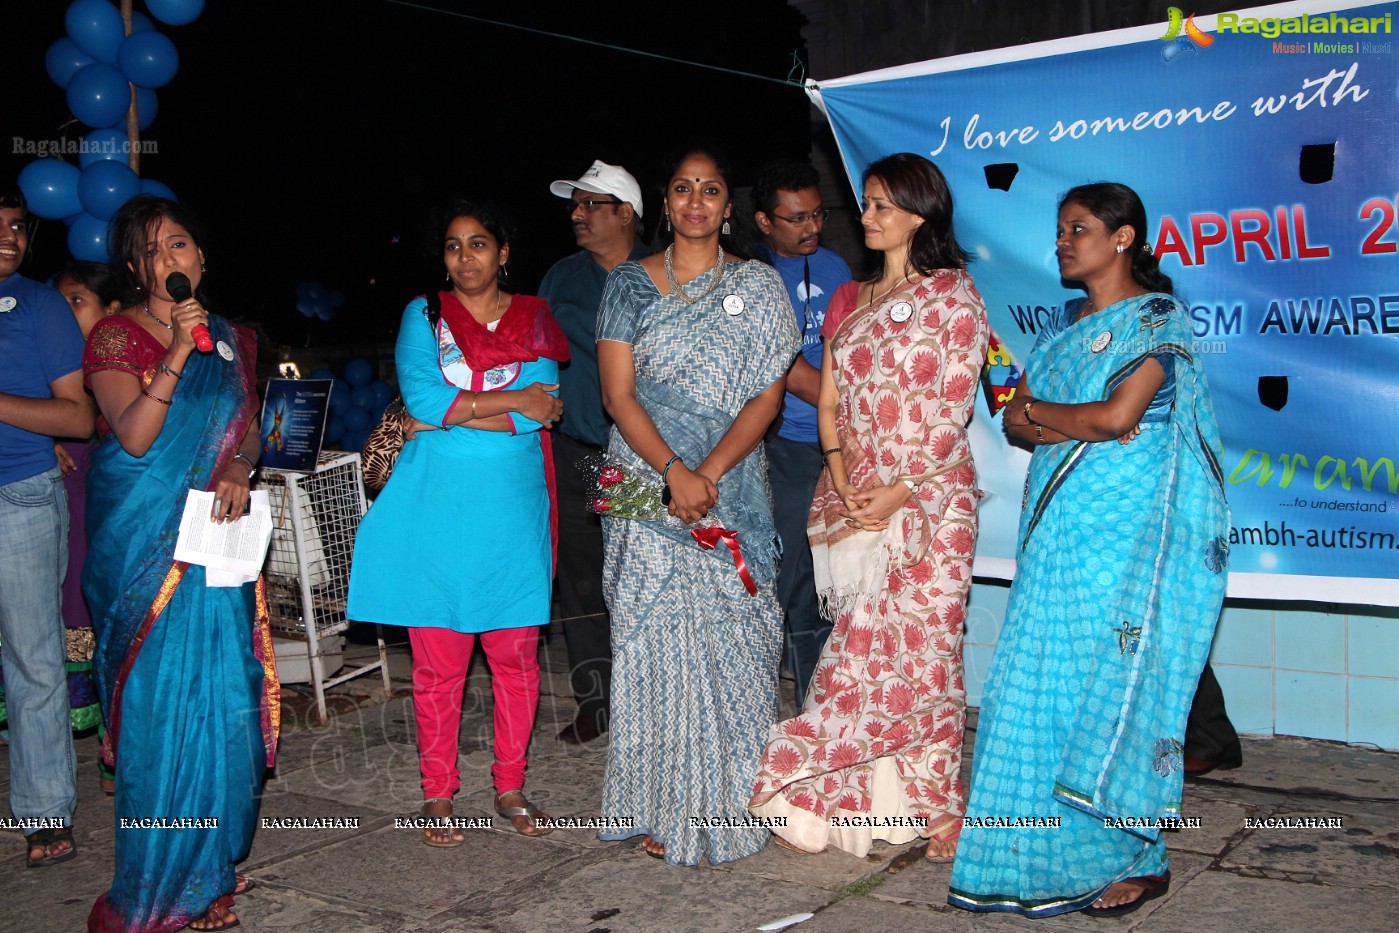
[963,581,1399,750]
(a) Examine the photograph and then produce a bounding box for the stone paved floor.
[2,628,1395,932]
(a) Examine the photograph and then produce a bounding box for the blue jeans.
[0,466,77,828]
[765,436,831,706]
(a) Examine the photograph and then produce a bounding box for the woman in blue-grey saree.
[949,183,1229,918]
[596,146,800,865]
[84,197,278,932]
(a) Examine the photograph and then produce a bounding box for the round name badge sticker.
[722,294,745,316]
[888,301,913,323]
[217,340,235,361]
[0,297,16,312]
[1090,330,1113,353]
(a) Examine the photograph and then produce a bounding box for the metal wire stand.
[260,452,391,725]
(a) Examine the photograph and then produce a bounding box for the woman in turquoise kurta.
[348,200,566,844]
[949,183,1229,918]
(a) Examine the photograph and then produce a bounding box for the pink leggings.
[408,625,541,800]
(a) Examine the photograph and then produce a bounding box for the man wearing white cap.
[541,161,650,744]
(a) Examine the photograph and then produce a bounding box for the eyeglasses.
[569,198,624,214]
[768,208,830,226]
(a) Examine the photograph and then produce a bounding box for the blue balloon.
[108,86,157,131]
[67,63,131,128]
[78,160,140,221]
[306,281,327,301]
[130,10,155,31]
[68,213,112,263]
[344,358,373,387]
[369,380,394,408]
[295,298,317,318]
[45,37,96,89]
[78,128,127,167]
[350,385,376,411]
[323,415,345,444]
[117,30,179,88]
[66,0,125,63]
[146,0,204,26]
[308,368,335,380]
[139,178,177,201]
[18,160,83,220]
[330,377,351,408]
[343,406,372,432]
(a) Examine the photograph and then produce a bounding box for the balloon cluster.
[311,360,394,454]
[295,281,347,322]
[18,0,204,262]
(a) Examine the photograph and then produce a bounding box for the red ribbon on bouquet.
[691,526,758,596]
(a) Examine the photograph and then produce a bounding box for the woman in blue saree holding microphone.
[949,183,1229,918]
[84,196,276,932]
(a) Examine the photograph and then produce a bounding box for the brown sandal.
[924,815,961,863]
[187,895,239,930]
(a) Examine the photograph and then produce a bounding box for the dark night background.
[5,0,813,354]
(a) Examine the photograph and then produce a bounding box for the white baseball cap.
[550,160,643,217]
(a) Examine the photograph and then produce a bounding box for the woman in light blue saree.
[596,147,800,866]
[84,197,278,932]
[949,183,1228,918]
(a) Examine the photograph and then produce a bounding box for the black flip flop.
[25,827,77,868]
[1082,871,1170,918]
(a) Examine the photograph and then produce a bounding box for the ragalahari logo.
[1160,6,1215,61]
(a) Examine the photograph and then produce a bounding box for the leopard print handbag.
[361,397,407,491]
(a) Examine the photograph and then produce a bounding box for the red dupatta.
[435,290,570,370]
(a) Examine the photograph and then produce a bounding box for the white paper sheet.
[173,489,273,585]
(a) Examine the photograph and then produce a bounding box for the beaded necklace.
[141,301,173,331]
[663,243,727,304]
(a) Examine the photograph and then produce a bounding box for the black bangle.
[822,447,841,458]
[661,455,681,484]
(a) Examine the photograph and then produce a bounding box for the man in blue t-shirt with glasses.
[752,160,852,707]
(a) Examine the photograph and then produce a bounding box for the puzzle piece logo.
[1160,6,1214,61]
[980,328,1022,418]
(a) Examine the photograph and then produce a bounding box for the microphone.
[166,272,213,352]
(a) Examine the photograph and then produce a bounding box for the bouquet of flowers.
[578,453,758,595]
[579,455,672,522]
